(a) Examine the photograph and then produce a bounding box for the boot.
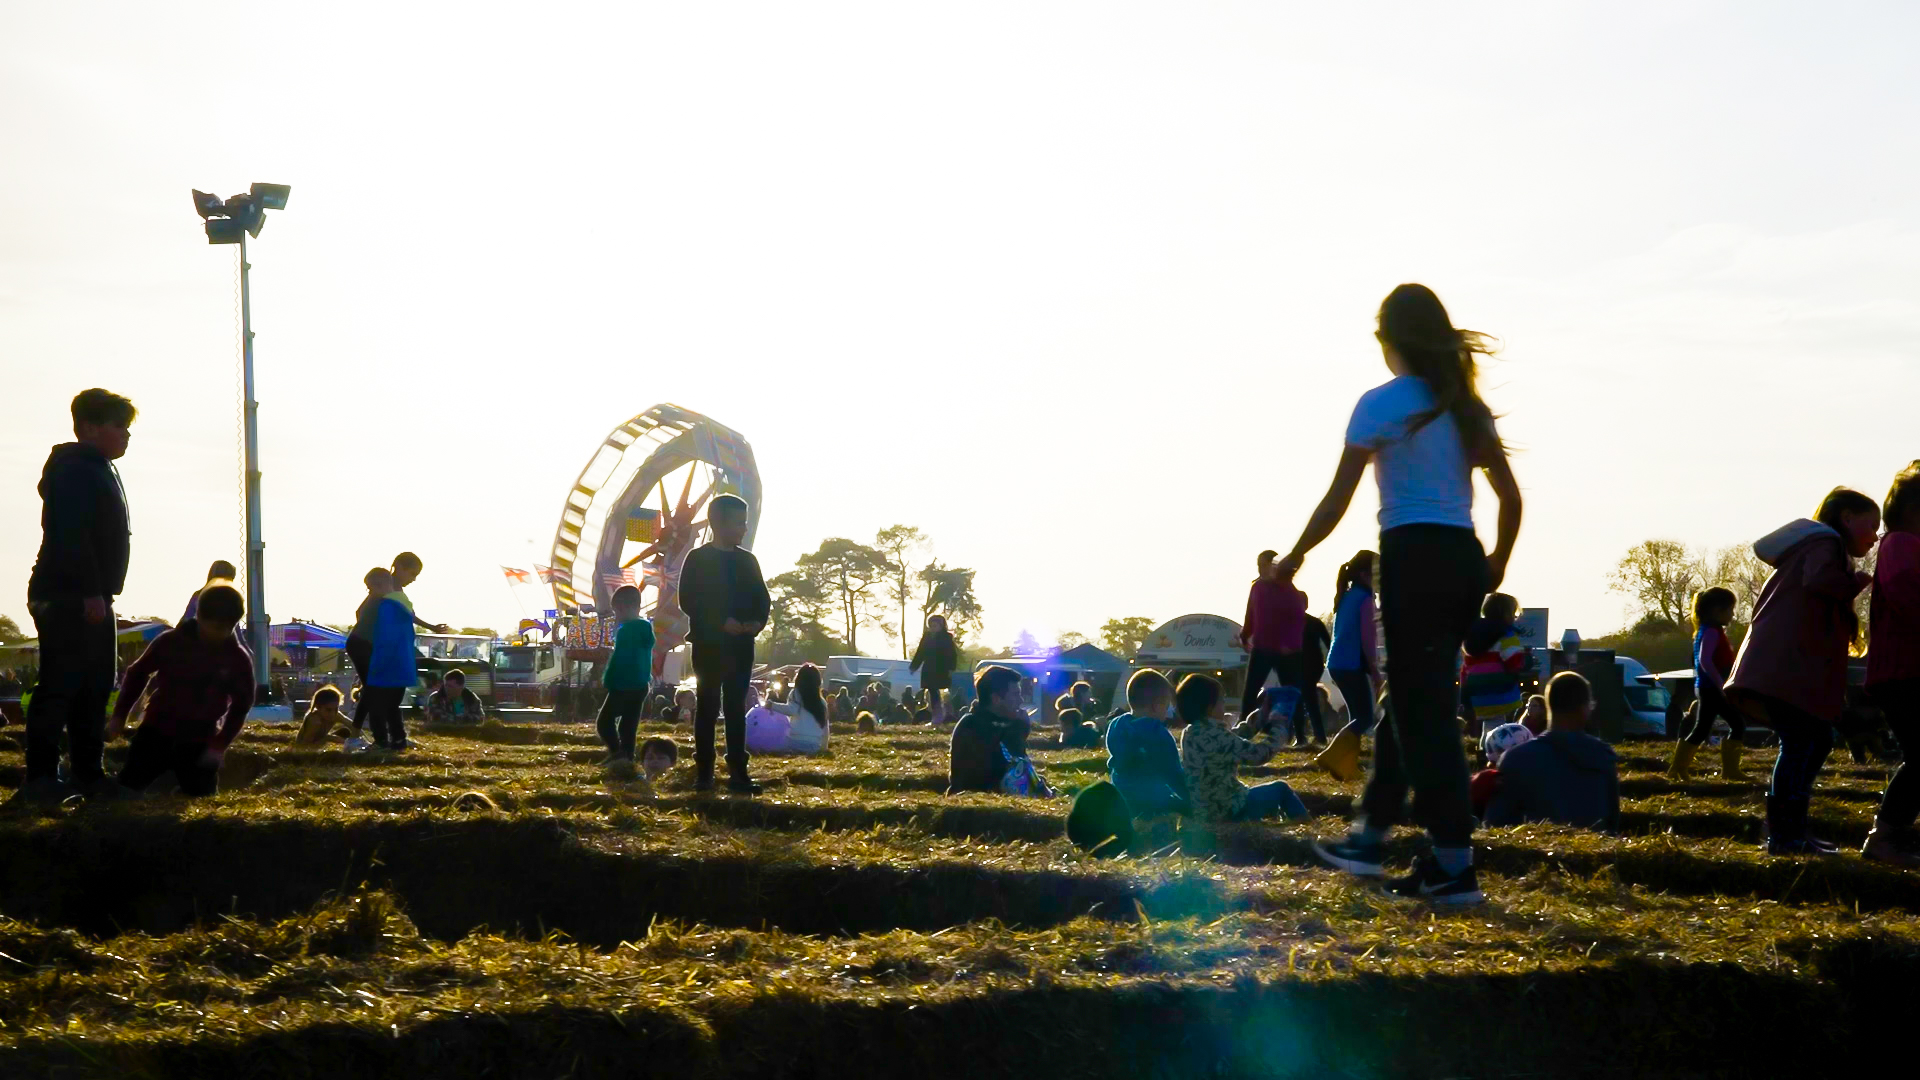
[1721,739,1747,781]
[1666,740,1698,780]
[1315,727,1364,782]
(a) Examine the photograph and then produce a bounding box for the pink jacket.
[1726,519,1864,723]
[1868,531,1920,687]
[1242,579,1307,653]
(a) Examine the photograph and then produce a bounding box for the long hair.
[1376,284,1503,461]
[1336,549,1376,596]
[1815,486,1878,649]
[794,663,827,726]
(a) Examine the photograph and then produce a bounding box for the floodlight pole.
[239,232,270,696]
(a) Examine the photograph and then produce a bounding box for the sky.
[3,2,1918,657]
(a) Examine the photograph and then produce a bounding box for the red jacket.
[113,621,255,747]
[1242,579,1307,653]
[1869,531,1920,686]
[1726,520,1864,723]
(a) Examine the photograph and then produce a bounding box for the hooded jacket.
[110,620,254,748]
[367,593,420,688]
[1482,730,1619,831]
[28,443,130,601]
[1726,519,1864,723]
[947,705,1031,794]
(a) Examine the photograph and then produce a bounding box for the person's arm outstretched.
[1277,447,1371,580]
[106,636,166,739]
[1482,450,1523,592]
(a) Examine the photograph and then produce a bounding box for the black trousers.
[1357,524,1487,848]
[693,638,755,780]
[1242,650,1324,741]
[362,686,407,747]
[1871,679,1920,831]
[598,687,648,758]
[1331,668,1376,735]
[1683,682,1745,744]
[118,724,220,796]
[25,599,117,785]
[345,636,373,733]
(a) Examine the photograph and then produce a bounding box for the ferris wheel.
[546,404,761,622]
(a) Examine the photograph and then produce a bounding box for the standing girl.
[1279,284,1523,905]
[1314,550,1379,782]
[1667,587,1741,779]
[1863,463,1920,865]
[1725,487,1878,856]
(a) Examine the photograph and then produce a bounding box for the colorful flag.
[535,564,570,584]
[601,569,637,590]
[502,567,532,584]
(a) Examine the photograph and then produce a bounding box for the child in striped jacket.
[1461,593,1528,738]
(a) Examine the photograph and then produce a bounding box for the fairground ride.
[544,405,761,678]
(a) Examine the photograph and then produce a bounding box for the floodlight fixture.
[189,180,292,698]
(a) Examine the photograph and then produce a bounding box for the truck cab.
[493,641,565,706]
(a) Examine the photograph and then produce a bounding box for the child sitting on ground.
[1104,669,1189,817]
[426,670,487,725]
[597,584,655,764]
[1177,674,1308,824]
[1484,672,1620,831]
[106,583,254,797]
[296,686,351,746]
[674,688,696,724]
[1461,593,1529,738]
[1470,720,1535,819]
[1055,707,1102,749]
[639,736,679,783]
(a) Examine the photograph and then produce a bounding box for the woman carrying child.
[1280,284,1524,906]
[1863,464,1920,866]
[1726,487,1879,856]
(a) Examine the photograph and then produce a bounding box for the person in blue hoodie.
[361,584,421,751]
[1104,669,1190,817]
[1484,672,1620,832]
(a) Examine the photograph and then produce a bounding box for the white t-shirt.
[769,695,831,754]
[1344,375,1481,531]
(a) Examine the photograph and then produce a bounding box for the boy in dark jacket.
[675,494,769,793]
[1484,672,1620,832]
[22,389,136,801]
[106,584,254,797]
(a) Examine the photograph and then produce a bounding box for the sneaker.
[1312,834,1387,877]
[726,776,763,795]
[1386,855,1484,906]
[693,775,716,793]
[1861,830,1920,868]
[1765,836,1836,856]
[1807,835,1841,855]
[343,737,371,752]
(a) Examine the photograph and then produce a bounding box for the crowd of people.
[17,282,1920,909]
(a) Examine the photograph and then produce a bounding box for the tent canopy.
[272,622,348,649]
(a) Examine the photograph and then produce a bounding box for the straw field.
[0,716,1914,1078]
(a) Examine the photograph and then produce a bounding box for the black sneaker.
[1766,836,1837,856]
[1386,855,1484,906]
[693,775,716,793]
[1312,835,1386,877]
[726,777,762,795]
[1807,835,1841,855]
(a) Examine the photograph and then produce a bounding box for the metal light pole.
[238,232,269,694]
[193,183,290,700]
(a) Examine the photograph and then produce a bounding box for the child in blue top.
[599,584,656,764]
[1104,669,1190,816]
[362,583,420,751]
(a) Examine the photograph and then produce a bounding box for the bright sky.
[4,3,1918,656]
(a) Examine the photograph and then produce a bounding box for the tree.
[0,615,24,644]
[1057,631,1089,650]
[794,538,891,654]
[1011,629,1045,657]
[765,569,845,665]
[1098,616,1156,662]
[1608,540,1699,627]
[1703,544,1771,624]
[918,561,983,635]
[873,524,929,659]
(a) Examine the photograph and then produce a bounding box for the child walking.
[1668,587,1742,779]
[1284,284,1524,906]
[1177,674,1307,823]
[676,494,769,793]
[106,583,254,796]
[342,567,393,751]
[1726,487,1878,856]
[598,585,656,764]
[1316,549,1379,781]
[1863,464,1920,865]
